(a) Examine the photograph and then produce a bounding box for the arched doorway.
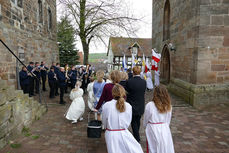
[161,45,170,84]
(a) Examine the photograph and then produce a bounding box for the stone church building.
[0,0,58,86]
[153,0,229,108]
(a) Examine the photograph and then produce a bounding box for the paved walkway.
[1,90,229,153]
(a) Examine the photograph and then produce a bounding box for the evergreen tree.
[57,16,79,66]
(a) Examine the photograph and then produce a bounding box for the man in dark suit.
[52,62,60,96]
[69,66,77,89]
[19,66,30,94]
[34,62,41,94]
[127,68,133,79]
[126,66,146,142]
[57,67,67,104]
[48,66,56,98]
[40,61,49,91]
[27,62,35,97]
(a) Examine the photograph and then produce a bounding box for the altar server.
[102,84,144,153]
[143,85,174,153]
[146,70,153,90]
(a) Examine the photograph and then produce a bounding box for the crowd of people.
[63,66,174,153]
[19,62,93,104]
[19,63,174,153]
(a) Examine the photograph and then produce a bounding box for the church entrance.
[161,45,170,84]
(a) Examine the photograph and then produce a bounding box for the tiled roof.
[108,37,152,57]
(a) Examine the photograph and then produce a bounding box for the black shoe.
[59,102,66,105]
[49,96,55,99]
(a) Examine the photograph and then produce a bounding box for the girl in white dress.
[154,70,160,86]
[65,81,85,124]
[146,70,154,90]
[102,84,144,153]
[87,76,95,111]
[143,85,175,153]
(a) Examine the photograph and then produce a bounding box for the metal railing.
[0,39,47,109]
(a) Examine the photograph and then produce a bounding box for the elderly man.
[126,66,146,142]
[57,67,67,104]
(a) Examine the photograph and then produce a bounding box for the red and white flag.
[151,49,161,70]
[152,49,161,63]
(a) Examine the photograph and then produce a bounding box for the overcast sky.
[57,0,152,53]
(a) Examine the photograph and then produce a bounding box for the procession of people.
[19,62,174,153]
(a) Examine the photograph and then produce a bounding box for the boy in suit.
[126,66,146,142]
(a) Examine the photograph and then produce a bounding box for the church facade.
[0,0,58,86]
[152,0,229,108]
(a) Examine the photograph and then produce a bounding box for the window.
[48,8,52,29]
[163,0,170,41]
[17,0,23,8]
[132,47,138,55]
[38,0,43,23]
[11,0,23,8]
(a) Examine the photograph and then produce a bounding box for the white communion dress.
[143,102,175,153]
[87,81,94,111]
[146,71,154,90]
[155,70,160,86]
[65,88,85,122]
[102,99,144,153]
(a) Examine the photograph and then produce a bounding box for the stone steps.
[170,92,191,108]
[0,80,47,149]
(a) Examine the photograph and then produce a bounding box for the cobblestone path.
[1,90,229,153]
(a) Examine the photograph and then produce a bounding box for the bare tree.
[58,0,139,65]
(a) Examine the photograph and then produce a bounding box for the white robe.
[146,71,154,90]
[106,79,112,83]
[140,72,145,80]
[102,99,144,153]
[143,102,174,153]
[155,70,160,86]
[87,82,94,111]
[65,88,85,121]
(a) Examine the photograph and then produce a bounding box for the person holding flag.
[122,54,128,72]
[152,49,161,86]
[145,57,153,90]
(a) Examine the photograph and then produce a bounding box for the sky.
[57,0,152,53]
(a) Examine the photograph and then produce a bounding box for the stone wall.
[0,80,46,149]
[152,0,199,83]
[196,0,229,84]
[152,0,229,108]
[0,0,59,86]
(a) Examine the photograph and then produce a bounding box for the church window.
[17,0,23,8]
[48,8,52,30]
[38,0,43,23]
[163,0,170,41]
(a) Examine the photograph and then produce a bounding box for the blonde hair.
[110,70,121,84]
[120,72,128,81]
[112,84,126,112]
[133,66,141,75]
[72,81,82,91]
[96,70,105,83]
[152,85,172,113]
